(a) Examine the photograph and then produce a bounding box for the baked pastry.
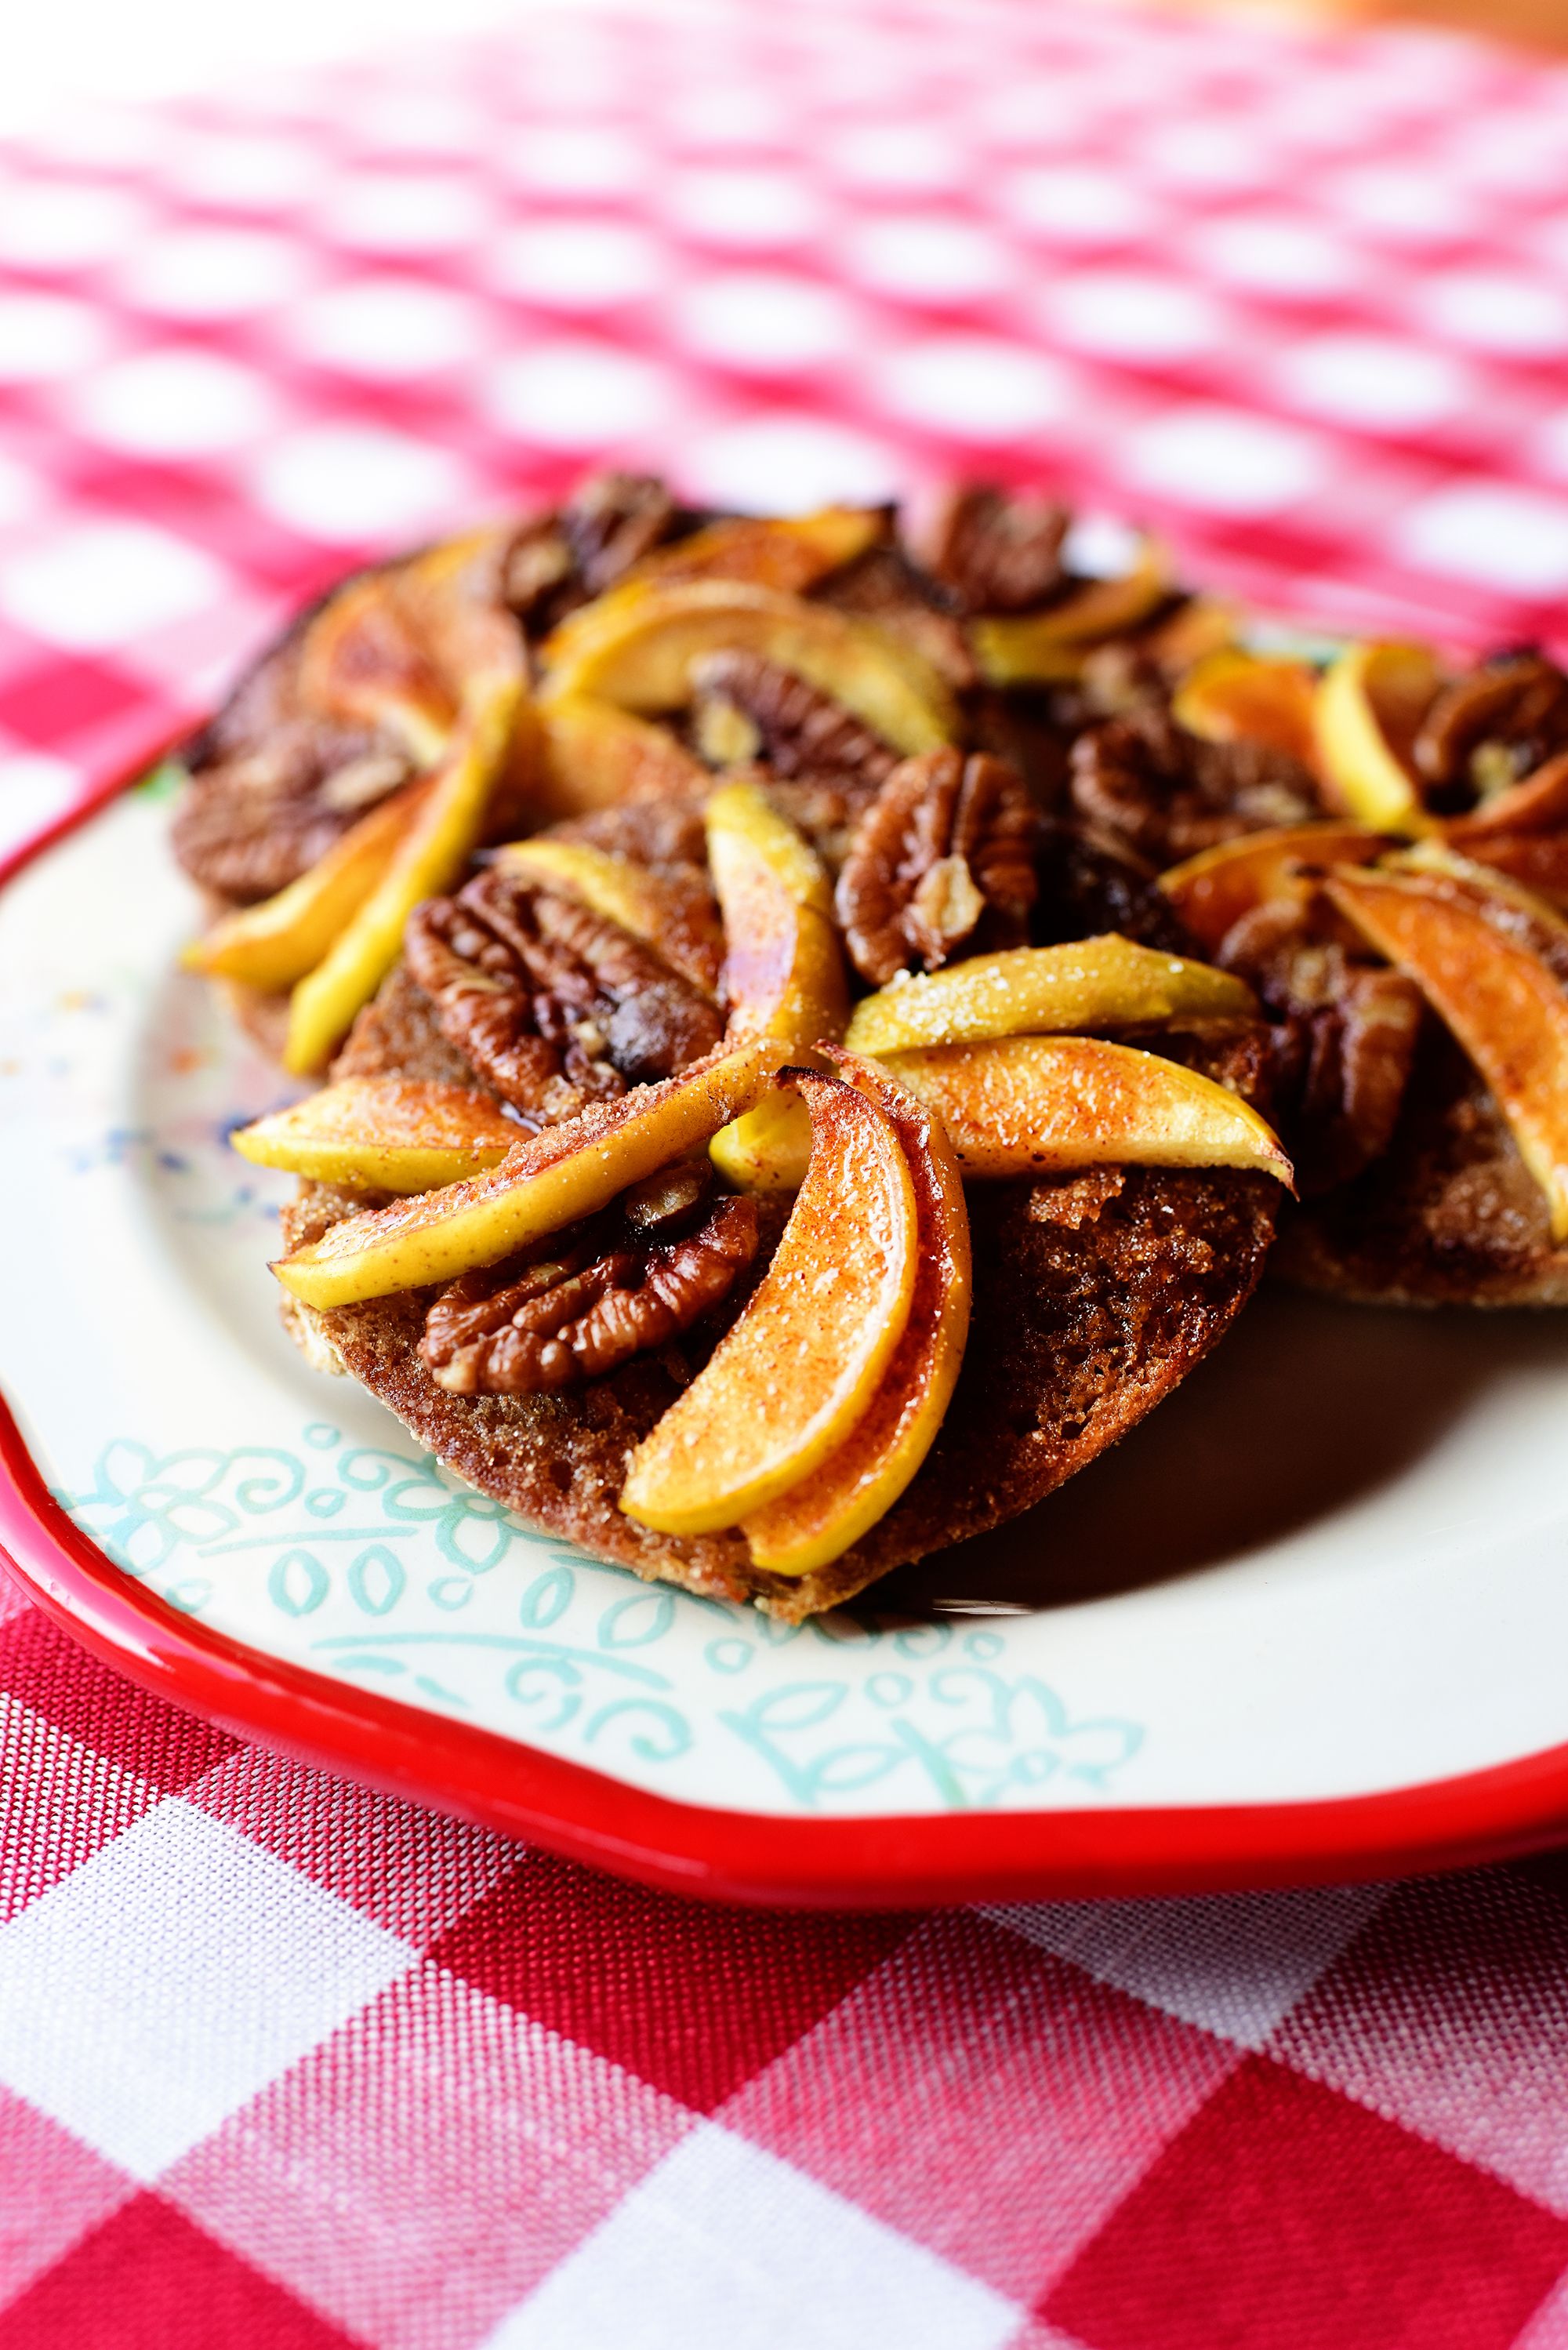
[174,478,1568,1618]
[1107,643,1568,1305]
[173,481,1296,1616]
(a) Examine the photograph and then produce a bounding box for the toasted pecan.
[836,747,1039,984]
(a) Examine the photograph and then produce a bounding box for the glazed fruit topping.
[273,1041,782,1309]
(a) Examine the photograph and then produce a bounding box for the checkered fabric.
[9,0,1568,2340]
[10,1582,1568,2350]
[6,0,1568,864]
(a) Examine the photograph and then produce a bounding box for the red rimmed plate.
[5,772,1568,1905]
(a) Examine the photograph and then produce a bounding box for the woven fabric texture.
[9,2,1568,2341]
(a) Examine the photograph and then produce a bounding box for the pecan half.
[835,748,1040,985]
[917,485,1069,614]
[565,472,678,595]
[503,474,681,632]
[175,538,532,903]
[1069,703,1319,868]
[172,725,408,903]
[421,1189,758,1396]
[1218,897,1422,1194]
[690,649,902,797]
[405,869,723,1121]
[502,518,575,623]
[1413,653,1568,810]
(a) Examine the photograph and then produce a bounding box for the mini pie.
[170,478,1568,1616]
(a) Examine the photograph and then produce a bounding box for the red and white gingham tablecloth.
[8,3,1568,2341]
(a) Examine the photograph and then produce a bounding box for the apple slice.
[274,1040,781,1309]
[620,1069,918,1535]
[1444,832,1568,910]
[1315,641,1444,834]
[1171,648,1322,772]
[283,673,527,1076]
[1325,864,1568,1238]
[706,778,848,1045]
[969,537,1169,685]
[234,1077,519,1192]
[1158,822,1388,953]
[707,1084,815,1193]
[299,527,524,767]
[705,778,849,1190]
[183,779,434,992]
[539,579,957,754]
[536,694,710,819]
[625,507,884,594]
[844,935,1255,1055]
[741,1051,971,1575]
[879,1034,1294,1184]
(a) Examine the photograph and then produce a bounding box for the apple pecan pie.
[165,477,1568,1614]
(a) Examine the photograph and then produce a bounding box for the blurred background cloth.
[10,0,1568,136]
[7,0,1568,867]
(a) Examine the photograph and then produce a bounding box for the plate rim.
[7,767,1568,1906]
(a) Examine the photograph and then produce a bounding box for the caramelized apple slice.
[969,537,1169,685]
[708,1086,814,1193]
[539,580,956,754]
[705,778,849,1189]
[274,1041,781,1309]
[844,936,1254,1055]
[1315,641,1444,834]
[1443,831,1568,910]
[234,1077,518,1193]
[1158,822,1388,953]
[620,1070,918,1535]
[537,694,710,819]
[625,507,884,594]
[741,1051,971,1575]
[880,1035,1294,1184]
[1171,648,1322,772]
[1325,864,1568,1237]
[706,778,847,1046]
[184,779,434,992]
[283,675,527,1075]
[299,527,526,767]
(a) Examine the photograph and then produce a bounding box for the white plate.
[6,779,1568,1898]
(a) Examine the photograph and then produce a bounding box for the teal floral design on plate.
[718,1668,1139,1807]
[55,1429,1144,1814]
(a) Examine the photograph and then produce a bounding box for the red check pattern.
[9,1,1568,2341]
[11,1587,1568,2350]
